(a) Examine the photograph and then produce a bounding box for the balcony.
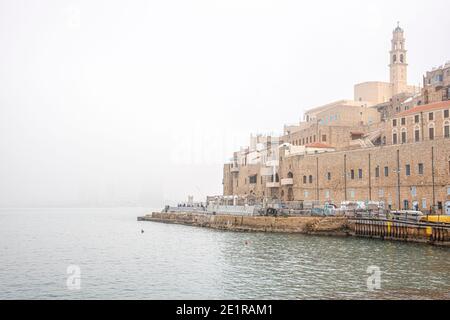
[281,178,294,186]
[266,182,280,188]
[230,166,239,173]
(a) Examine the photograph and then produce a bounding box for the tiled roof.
[396,101,450,117]
[305,142,333,149]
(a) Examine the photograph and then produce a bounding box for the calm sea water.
[0,208,449,300]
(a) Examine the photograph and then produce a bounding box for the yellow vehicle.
[420,215,450,224]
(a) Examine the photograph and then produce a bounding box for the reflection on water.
[0,208,449,299]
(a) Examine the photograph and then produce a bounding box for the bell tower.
[390,22,408,95]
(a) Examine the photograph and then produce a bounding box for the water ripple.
[0,208,449,299]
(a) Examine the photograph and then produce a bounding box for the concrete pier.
[138,212,350,235]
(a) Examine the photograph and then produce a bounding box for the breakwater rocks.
[138,212,352,236]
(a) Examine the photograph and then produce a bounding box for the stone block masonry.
[141,212,350,235]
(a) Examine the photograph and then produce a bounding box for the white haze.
[0,0,449,208]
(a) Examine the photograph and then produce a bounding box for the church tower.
[390,22,408,95]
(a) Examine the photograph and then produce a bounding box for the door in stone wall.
[287,188,294,202]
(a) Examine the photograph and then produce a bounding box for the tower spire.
[390,23,407,95]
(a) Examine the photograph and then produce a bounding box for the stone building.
[423,61,450,104]
[385,101,450,145]
[221,24,450,214]
[283,100,380,150]
[277,137,450,213]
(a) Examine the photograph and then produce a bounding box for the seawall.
[139,212,351,236]
[138,212,450,246]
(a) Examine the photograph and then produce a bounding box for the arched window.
[444,120,450,138]
[414,125,420,142]
[400,54,404,63]
[401,128,407,144]
[287,172,293,179]
[275,173,279,182]
[428,123,435,140]
[393,55,397,63]
[392,129,398,144]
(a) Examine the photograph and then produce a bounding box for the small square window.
[401,118,406,125]
[429,112,434,121]
[392,119,397,127]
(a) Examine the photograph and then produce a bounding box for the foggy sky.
[1,0,449,208]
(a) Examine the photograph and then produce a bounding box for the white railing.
[266,182,280,188]
[207,205,259,216]
[281,178,294,186]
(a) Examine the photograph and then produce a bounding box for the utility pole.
[396,149,401,210]
[368,153,372,201]
[432,146,436,213]
[344,154,347,201]
[316,156,319,203]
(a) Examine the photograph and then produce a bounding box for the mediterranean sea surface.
[0,208,449,299]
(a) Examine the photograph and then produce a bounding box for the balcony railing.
[266,182,280,188]
[280,178,294,186]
